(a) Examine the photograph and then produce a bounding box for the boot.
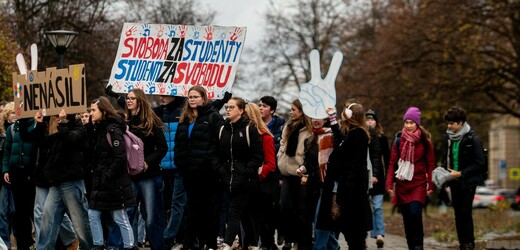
[460,242,475,250]
[66,239,79,250]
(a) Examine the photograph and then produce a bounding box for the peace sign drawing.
[299,49,343,119]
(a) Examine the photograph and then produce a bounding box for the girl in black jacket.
[218,97,263,250]
[124,88,167,250]
[86,96,137,249]
[174,86,224,250]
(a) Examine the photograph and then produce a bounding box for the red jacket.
[386,136,435,205]
[259,131,275,181]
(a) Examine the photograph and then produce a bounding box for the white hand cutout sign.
[16,43,38,77]
[299,49,343,119]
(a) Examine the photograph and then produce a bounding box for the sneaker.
[137,242,145,248]
[172,243,183,250]
[376,235,384,248]
[217,236,224,247]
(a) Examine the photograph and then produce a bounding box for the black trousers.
[449,181,476,247]
[399,201,424,249]
[11,174,36,250]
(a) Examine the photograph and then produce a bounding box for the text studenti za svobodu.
[114,36,243,87]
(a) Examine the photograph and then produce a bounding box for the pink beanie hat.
[403,107,421,126]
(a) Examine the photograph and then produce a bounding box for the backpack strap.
[246,125,250,147]
[10,124,15,138]
[219,125,224,140]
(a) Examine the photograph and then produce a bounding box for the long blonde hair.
[245,103,273,137]
[179,86,209,123]
[125,88,164,135]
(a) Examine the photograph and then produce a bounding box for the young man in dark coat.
[442,106,486,250]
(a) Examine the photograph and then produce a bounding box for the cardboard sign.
[12,64,87,119]
[108,23,247,99]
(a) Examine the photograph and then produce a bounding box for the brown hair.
[179,86,209,123]
[92,96,121,122]
[285,99,312,136]
[125,89,164,135]
[245,103,273,137]
[340,102,370,141]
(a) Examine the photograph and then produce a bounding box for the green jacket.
[2,119,38,176]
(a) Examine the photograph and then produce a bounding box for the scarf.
[395,128,422,181]
[447,122,471,141]
[314,128,333,182]
[285,123,304,157]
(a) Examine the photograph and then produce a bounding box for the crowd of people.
[0,89,487,250]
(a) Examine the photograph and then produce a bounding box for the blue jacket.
[153,97,186,170]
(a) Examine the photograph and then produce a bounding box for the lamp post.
[44,30,78,69]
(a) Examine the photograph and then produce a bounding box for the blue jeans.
[89,209,134,248]
[37,180,92,250]
[164,171,186,242]
[313,194,339,250]
[133,176,165,250]
[370,194,385,238]
[34,186,76,246]
[0,186,15,246]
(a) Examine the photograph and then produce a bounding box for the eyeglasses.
[126,96,137,101]
[225,105,236,110]
[188,95,201,99]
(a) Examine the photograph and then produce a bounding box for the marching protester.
[325,102,372,249]
[386,107,435,250]
[32,112,78,249]
[0,103,16,248]
[124,88,168,250]
[366,109,390,248]
[37,109,93,250]
[174,86,224,250]
[2,104,38,250]
[152,95,187,250]
[85,96,137,250]
[441,106,486,250]
[242,103,276,250]
[302,117,337,250]
[277,99,312,250]
[218,97,263,250]
[258,96,286,249]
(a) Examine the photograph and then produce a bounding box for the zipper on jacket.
[229,125,234,193]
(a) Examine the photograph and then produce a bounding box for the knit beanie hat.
[403,107,421,126]
[365,109,378,123]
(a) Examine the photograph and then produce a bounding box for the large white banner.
[108,23,247,99]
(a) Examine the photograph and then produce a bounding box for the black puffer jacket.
[87,117,136,210]
[44,118,87,185]
[217,116,263,192]
[127,115,167,181]
[442,130,486,188]
[174,104,223,177]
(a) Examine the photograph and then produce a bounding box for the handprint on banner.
[113,81,123,92]
[204,26,213,40]
[192,26,200,39]
[298,49,343,119]
[167,25,176,38]
[141,24,151,37]
[146,82,156,94]
[125,26,137,37]
[179,25,187,38]
[135,82,144,90]
[167,84,177,96]
[157,83,166,95]
[157,25,164,37]
[124,82,134,93]
[229,27,243,41]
